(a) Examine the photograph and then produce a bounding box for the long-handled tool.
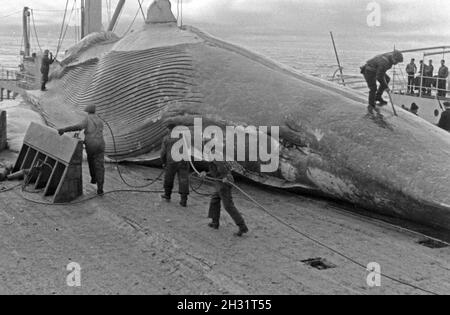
[386,90,398,116]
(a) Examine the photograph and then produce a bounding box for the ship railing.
[391,72,450,99]
[0,66,19,81]
[0,64,38,90]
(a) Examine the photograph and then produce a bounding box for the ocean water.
[1,26,449,80]
[0,33,77,69]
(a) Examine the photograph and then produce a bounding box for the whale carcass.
[24,0,450,231]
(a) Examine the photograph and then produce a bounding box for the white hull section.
[391,93,445,125]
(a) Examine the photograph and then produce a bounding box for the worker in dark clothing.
[424,60,434,96]
[57,105,105,195]
[40,50,55,91]
[438,102,450,132]
[160,123,190,207]
[406,59,417,94]
[361,50,404,115]
[438,60,449,97]
[200,158,249,237]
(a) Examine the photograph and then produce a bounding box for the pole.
[330,31,345,86]
[419,53,425,98]
[387,90,398,116]
[80,0,85,38]
[107,0,126,32]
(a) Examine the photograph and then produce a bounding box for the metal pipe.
[424,50,450,57]
[108,0,126,32]
[400,46,450,54]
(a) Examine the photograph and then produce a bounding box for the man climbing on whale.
[361,50,404,115]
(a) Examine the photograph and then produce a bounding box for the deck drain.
[418,239,448,249]
[301,258,336,270]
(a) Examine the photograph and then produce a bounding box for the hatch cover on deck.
[301,258,336,270]
[417,239,448,249]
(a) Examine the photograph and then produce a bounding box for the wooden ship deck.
[0,152,449,295]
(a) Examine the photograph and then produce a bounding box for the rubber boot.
[180,194,188,208]
[208,221,220,230]
[161,189,171,202]
[97,184,104,196]
[234,224,249,237]
[376,97,388,106]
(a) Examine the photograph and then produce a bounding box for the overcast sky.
[1,0,450,37]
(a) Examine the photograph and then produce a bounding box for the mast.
[22,7,31,57]
[80,0,103,38]
[108,0,126,32]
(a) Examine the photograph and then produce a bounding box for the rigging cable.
[123,5,142,36]
[56,0,70,58]
[0,10,22,19]
[99,115,165,189]
[138,0,146,21]
[30,9,43,53]
[58,0,78,58]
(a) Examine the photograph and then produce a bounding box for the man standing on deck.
[437,102,450,132]
[406,58,417,94]
[438,60,449,97]
[160,123,190,207]
[200,145,249,237]
[361,50,404,115]
[57,105,105,195]
[40,50,54,91]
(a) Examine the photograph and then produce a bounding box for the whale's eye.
[434,110,440,117]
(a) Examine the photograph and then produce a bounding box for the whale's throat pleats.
[54,46,201,159]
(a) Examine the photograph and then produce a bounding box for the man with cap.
[200,141,249,237]
[438,102,450,132]
[361,50,404,115]
[57,105,105,195]
[405,58,417,94]
[40,50,55,91]
[160,122,190,207]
